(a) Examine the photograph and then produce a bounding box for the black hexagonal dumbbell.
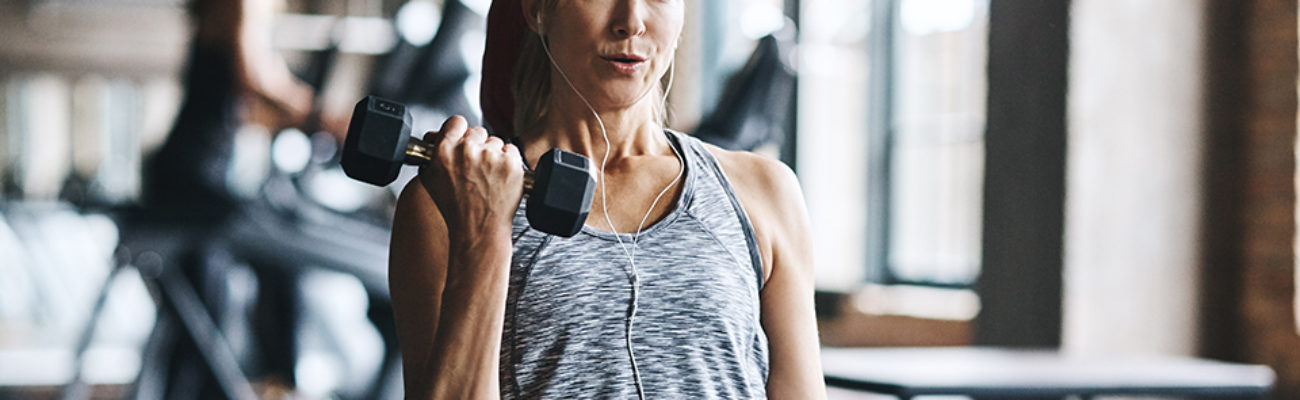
[341,96,594,237]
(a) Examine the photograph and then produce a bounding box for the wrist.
[444,224,513,287]
[446,215,513,240]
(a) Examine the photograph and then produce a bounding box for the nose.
[611,0,647,38]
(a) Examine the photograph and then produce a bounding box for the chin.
[594,88,654,109]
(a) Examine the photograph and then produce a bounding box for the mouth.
[601,53,647,73]
[602,53,647,63]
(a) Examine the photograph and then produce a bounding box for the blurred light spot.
[84,347,142,384]
[295,352,342,397]
[309,131,340,165]
[301,270,386,390]
[272,128,312,174]
[461,0,493,17]
[461,31,486,72]
[901,0,980,35]
[306,168,374,212]
[739,4,786,40]
[339,17,400,54]
[397,1,441,47]
[226,125,271,199]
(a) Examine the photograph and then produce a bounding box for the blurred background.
[0,0,1297,399]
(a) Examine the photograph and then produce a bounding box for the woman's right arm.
[389,117,523,399]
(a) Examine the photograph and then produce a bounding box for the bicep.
[759,229,825,399]
[747,163,826,399]
[389,179,450,396]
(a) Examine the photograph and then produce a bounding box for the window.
[887,0,988,286]
[799,0,989,290]
[797,0,874,290]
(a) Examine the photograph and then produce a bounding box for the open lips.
[601,53,647,74]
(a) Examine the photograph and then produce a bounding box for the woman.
[388,0,826,398]
[144,0,337,395]
[147,0,317,214]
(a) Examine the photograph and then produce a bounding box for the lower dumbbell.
[341,96,595,237]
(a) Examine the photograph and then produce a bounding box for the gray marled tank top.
[501,130,769,399]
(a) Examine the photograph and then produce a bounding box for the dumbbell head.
[527,149,595,237]
[342,96,415,186]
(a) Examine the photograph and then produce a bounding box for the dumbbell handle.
[401,137,537,194]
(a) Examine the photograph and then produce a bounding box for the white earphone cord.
[539,26,680,400]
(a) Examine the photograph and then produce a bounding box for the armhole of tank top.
[674,131,767,292]
[504,232,550,398]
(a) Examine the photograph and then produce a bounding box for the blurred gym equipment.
[694,31,797,152]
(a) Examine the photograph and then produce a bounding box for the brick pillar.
[1202,0,1300,396]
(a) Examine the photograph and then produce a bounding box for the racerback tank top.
[500,130,769,399]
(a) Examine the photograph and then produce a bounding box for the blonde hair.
[510,1,672,139]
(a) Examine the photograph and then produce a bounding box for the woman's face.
[537,0,684,111]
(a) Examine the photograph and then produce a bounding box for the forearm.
[420,228,513,399]
[243,54,314,118]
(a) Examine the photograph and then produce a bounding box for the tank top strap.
[667,130,766,290]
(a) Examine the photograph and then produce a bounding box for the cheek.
[658,6,686,44]
[656,52,675,77]
[657,37,680,73]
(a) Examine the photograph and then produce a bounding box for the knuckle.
[466,127,488,142]
[436,141,456,161]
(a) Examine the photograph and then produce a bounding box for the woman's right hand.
[393,116,518,399]
[418,116,525,237]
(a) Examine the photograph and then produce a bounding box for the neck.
[527,89,668,164]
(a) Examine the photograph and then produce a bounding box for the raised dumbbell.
[341,96,595,237]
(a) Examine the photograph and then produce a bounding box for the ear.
[521,0,543,34]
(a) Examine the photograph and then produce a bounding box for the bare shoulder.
[701,142,802,206]
[701,142,810,283]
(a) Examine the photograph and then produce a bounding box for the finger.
[432,117,469,162]
[503,143,524,170]
[438,116,469,144]
[484,136,505,152]
[464,126,489,145]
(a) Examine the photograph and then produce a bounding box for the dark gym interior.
[0,0,1297,399]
